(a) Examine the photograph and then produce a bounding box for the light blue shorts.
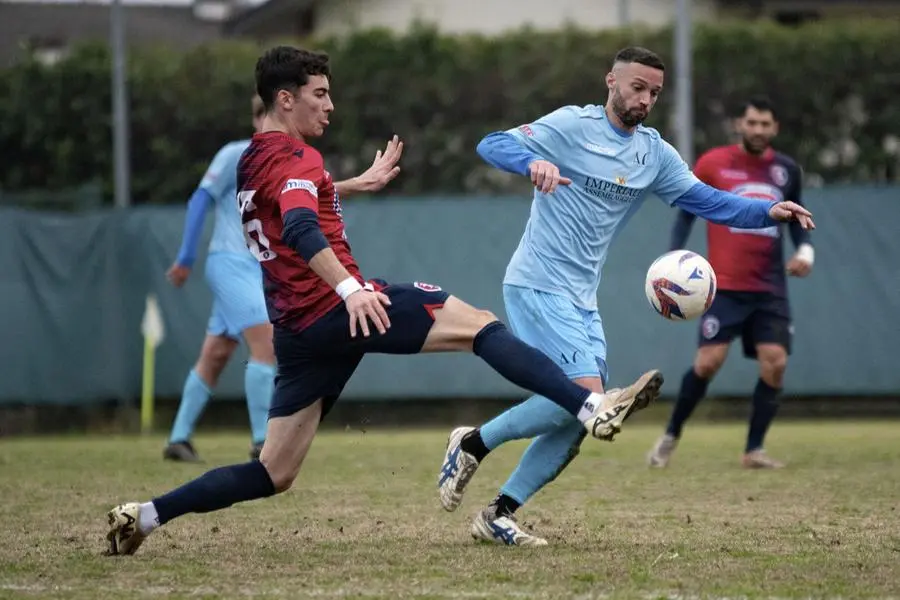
[503,284,608,384]
[204,252,269,339]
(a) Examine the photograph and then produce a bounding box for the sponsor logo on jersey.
[281,179,318,196]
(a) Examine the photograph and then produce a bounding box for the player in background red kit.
[648,96,814,470]
[105,46,669,555]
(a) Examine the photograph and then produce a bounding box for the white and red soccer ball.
[644,250,717,321]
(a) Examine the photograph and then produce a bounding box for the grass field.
[1,420,899,599]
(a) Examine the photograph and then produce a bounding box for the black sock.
[665,368,710,438]
[492,493,521,518]
[460,429,490,462]
[473,321,592,418]
[153,460,276,526]
[747,378,780,452]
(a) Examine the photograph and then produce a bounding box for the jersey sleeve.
[505,105,581,164]
[651,139,702,206]
[199,143,240,203]
[785,161,811,248]
[277,151,324,216]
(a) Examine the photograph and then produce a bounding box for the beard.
[742,135,769,155]
[612,88,647,127]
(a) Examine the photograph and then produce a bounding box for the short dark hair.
[738,96,778,120]
[255,46,331,109]
[613,46,665,72]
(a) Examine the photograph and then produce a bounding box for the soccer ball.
[644,250,717,321]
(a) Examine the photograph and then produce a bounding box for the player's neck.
[260,115,305,142]
[603,104,635,135]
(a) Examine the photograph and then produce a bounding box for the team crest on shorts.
[414,281,442,292]
[702,315,720,340]
[770,164,789,187]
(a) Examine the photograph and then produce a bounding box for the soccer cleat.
[742,449,785,469]
[163,440,202,463]
[437,426,479,512]
[106,503,146,556]
[647,433,679,468]
[585,369,664,441]
[471,507,548,547]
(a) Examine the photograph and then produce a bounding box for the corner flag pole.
[140,294,165,434]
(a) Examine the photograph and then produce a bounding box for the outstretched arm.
[334,135,404,198]
[669,209,697,251]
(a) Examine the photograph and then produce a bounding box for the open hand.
[528,159,572,194]
[769,201,815,230]
[352,135,403,193]
[345,289,392,338]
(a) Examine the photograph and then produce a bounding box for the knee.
[693,354,724,379]
[200,340,234,370]
[245,326,275,364]
[759,354,787,387]
[259,457,296,494]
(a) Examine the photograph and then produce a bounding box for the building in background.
[0,0,227,65]
[223,0,900,39]
[3,0,898,65]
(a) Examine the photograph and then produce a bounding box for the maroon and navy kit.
[670,145,811,357]
[237,132,448,418]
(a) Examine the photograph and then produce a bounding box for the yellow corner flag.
[140,294,165,434]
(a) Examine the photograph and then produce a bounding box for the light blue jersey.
[200,139,252,256]
[501,105,700,310]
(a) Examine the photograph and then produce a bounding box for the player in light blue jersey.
[436,47,814,546]
[164,96,272,462]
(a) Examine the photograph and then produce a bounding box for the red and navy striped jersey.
[237,131,362,332]
[695,145,803,295]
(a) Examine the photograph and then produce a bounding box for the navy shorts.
[698,290,792,358]
[269,280,450,419]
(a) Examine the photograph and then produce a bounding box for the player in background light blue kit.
[164,96,272,462]
[436,47,815,546]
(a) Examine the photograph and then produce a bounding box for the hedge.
[1,20,898,205]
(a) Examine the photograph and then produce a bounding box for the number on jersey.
[237,190,276,262]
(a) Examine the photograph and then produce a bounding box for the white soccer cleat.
[471,507,548,547]
[647,433,679,468]
[106,502,146,556]
[585,369,664,441]
[438,426,479,512]
[742,449,786,469]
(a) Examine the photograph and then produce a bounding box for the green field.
[1,421,898,599]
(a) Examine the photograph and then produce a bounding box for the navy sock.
[666,368,710,438]
[473,321,592,419]
[460,429,490,462]
[152,460,275,526]
[492,493,521,518]
[747,378,780,452]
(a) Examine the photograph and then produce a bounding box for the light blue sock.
[169,369,212,443]
[500,422,587,504]
[480,395,578,451]
[245,360,274,445]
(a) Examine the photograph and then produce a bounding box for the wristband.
[795,243,815,265]
[335,277,363,300]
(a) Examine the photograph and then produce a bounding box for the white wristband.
[795,243,815,265]
[335,277,363,301]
